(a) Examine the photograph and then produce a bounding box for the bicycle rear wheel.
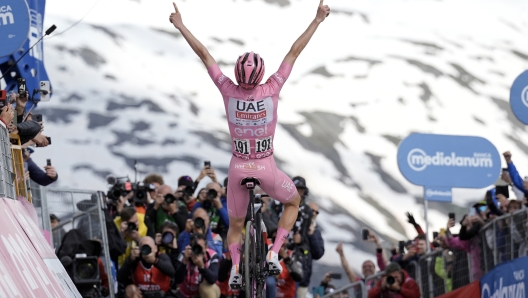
[244,221,255,298]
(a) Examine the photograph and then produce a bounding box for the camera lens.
[162,231,174,244]
[386,276,395,285]
[191,244,203,255]
[75,259,98,280]
[194,217,205,229]
[127,222,138,231]
[206,189,217,200]
[164,194,176,204]
[140,245,152,256]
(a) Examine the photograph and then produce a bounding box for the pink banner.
[0,198,74,297]
[3,198,57,259]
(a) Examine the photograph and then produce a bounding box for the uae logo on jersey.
[228,97,274,126]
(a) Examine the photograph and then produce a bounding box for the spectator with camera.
[7,91,51,148]
[117,236,175,298]
[22,148,58,186]
[271,176,324,297]
[368,262,420,298]
[143,173,164,198]
[392,234,427,269]
[275,241,304,298]
[178,207,223,258]
[175,233,220,298]
[335,232,387,291]
[147,184,189,234]
[114,207,155,268]
[176,175,198,211]
[192,181,229,241]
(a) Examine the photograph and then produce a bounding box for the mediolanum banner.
[480,256,528,298]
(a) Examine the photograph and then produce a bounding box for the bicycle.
[239,177,276,298]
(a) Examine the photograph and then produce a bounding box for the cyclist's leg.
[258,157,301,253]
[226,157,254,285]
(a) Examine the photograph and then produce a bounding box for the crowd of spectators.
[51,163,327,298]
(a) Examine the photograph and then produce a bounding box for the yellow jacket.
[114,212,148,267]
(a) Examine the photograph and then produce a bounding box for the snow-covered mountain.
[18,0,528,280]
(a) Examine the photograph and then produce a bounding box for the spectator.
[312,273,341,298]
[147,184,189,234]
[178,207,223,257]
[155,221,181,282]
[336,232,386,291]
[117,236,175,297]
[270,176,325,298]
[445,212,483,281]
[392,235,427,268]
[0,102,14,129]
[175,176,198,211]
[22,148,58,186]
[368,262,420,298]
[276,241,304,298]
[114,207,155,268]
[192,181,229,241]
[143,173,164,202]
[433,234,454,293]
[175,233,220,298]
[50,214,66,249]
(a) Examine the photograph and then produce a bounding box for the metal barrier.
[363,271,384,293]
[32,187,115,298]
[0,127,16,199]
[322,280,365,298]
[479,209,528,271]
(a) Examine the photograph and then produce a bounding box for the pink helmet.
[234,52,265,89]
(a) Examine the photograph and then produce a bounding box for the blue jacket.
[299,227,325,287]
[177,229,223,259]
[28,158,57,186]
[507,162,528,196]
[191,196,230,227]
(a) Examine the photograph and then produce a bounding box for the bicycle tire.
[244,221,255,298]
[256,220,266,298]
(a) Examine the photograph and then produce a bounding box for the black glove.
[406,212,417,226]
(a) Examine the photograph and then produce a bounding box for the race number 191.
[233,139,250,155]
[256,137,272,153]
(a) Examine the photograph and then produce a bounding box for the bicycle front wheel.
[244,221,255,298]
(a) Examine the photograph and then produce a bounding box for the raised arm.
[283,0,330,66]
[169,2,216,69]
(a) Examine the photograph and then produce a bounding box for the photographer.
[178,208,223,257]
[143,173,164,200]
[192,182,229,240]
[368,262,420,298]
[176,176,198,211]
[155,221,181,269]
[117,236,175,298]
[174,233,220,298]
[147,184,189,234]
[276,241,304,298]
[114,207,155,268]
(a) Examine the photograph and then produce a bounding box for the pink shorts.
[227,155,299,218]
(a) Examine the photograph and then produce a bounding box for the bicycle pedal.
[268,269,281,275]
[230,283,242,290]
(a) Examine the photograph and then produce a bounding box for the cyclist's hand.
[315,0,330,24]
[169,2,184,30]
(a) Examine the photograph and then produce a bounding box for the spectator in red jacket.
[368,262,420,298]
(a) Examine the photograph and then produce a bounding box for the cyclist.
[169,0,331,288]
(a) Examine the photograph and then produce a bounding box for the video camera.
[106,175,155,205]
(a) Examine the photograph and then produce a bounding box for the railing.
[327,208,528,298]
[322,280,365,298]
[32,186,116,298]
[0,125,16,199]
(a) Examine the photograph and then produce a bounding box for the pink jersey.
[208,62,293,160]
